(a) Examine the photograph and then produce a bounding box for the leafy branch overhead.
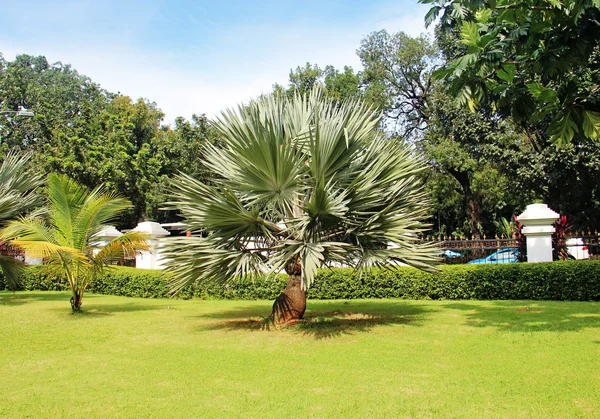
[420,0,600,145]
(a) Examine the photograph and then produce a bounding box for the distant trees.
[0,53,217,227]
[273,63,365,103]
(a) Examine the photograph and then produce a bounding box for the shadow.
[50,302,168,316]
[199,304,272,320]
[0,291,166,315]
[84,302,167,314]
[200,301,434,339]
[0,291,73,306]
[442,301,600,333]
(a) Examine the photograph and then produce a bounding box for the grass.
[1,292,600,418]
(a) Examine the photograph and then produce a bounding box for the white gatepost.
[517,204,559,263]
[91,226,123,257]
[133,221,170,269]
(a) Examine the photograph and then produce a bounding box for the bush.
[1,261,600,301]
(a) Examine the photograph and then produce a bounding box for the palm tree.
[1,173,148,312]
[0,151,43,290]
[164,89,438,323]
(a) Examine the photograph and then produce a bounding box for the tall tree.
[164,90,436,324]
[358,30,439,137]
[421,90,529,235]
[357,30,520,236]
[419,1,600,227]
[420,0,600,145]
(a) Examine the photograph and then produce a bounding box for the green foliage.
[310,262,600,301]
[488,131,600,229]
[0,53,217,227]
[421,0,600,145]
[273,63,365,105]
[419,87,525,236]
[0,150,43,290]
[357,30,439,136]
[0,174,148,311]
[5,261,600,302]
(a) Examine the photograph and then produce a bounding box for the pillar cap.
[93,225,123,240]
[133,221,170,238]
[517,203,559,226]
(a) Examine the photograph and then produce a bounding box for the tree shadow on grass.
[56,301,168,316]
[0,291,71,306]
[442,301,600,333]
[200,300,434,339]
[0,291,166,315]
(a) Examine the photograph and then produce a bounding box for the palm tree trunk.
[271,275,306,324]
[271,260,306,324]
[70,290,83,313]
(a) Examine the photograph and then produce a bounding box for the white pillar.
[517,204,559,263]
[91,226,123,257]
[133,221,170,269]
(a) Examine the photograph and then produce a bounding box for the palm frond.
[92,231,149,267]
[0,254,25,290]
[163,236,271,295]
[1,216,59,246]
[0,151,43,220]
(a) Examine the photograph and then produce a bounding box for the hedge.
[1,260,600,301]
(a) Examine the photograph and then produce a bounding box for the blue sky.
[1,0,431,124]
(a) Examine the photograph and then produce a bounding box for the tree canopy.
[0,53,217,227]
[420,0,600,145]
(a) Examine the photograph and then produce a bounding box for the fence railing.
[555,230,599,261]
[420,235,519,265]
[0,243,25,262]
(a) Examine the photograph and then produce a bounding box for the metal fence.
[0,242,25,262]
[425,229,599,265]
[555,231,599,261]
[420,235,520,265]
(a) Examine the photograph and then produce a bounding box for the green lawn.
[1,292,599,418]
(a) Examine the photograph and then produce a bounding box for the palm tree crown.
[164,89,437,296]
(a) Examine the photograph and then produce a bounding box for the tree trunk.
[270,260,306,324]
[448,168,483,239]
[70,290,83,313]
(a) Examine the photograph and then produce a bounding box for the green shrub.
[1,261,599,301]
